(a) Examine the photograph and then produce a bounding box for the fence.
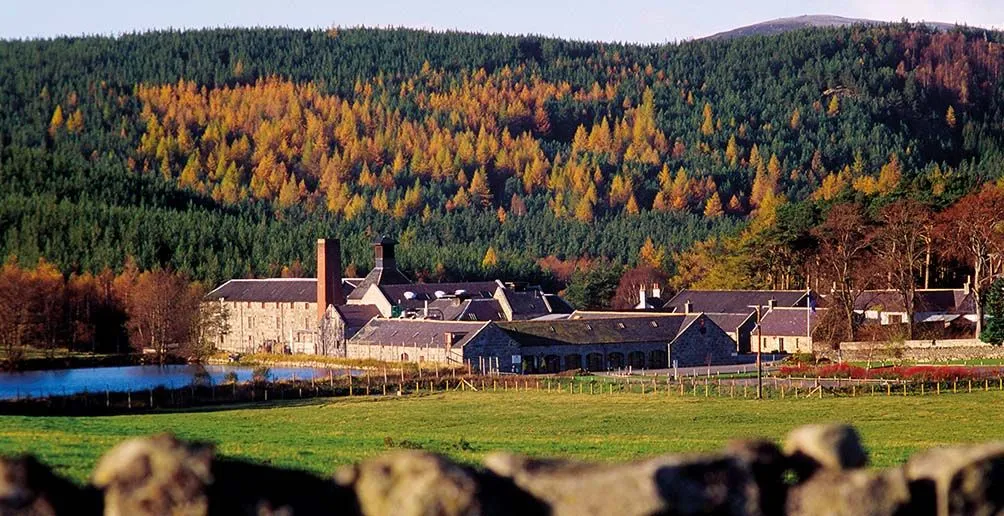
[4,370,1003,415]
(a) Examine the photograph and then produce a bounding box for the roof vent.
[403,291,417,300]
[434,290,446,299]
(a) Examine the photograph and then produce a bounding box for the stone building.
[347,312,738,373]
[662,289,812,314]
[205,239,361,355]
[499,313,737,373]
[207,235,572,356]
[757,307,824,354]
[345,237,571,321]
[346,319,520,370]
[854,288,976,325]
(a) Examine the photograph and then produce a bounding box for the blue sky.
[4,0,1002,42]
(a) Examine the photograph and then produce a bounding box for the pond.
[0,364,358,400]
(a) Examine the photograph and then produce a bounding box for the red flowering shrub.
[777,364,1004,382]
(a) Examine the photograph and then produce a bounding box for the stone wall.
[671,315,739,367]
[7,425,1004,515]
[344,342,459,364]
[461,325,523,374]
[216,300,318,354]
[822,339,1004,362]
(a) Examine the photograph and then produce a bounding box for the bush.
[223,371,239,385]
[191,367,212,387]
[252,365,271,384]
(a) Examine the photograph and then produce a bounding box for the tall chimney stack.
[317,238,345,321]
[373,235,397,270]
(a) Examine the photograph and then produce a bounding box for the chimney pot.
[684,300,693,314]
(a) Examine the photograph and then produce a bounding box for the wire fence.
[3,372,1002,415]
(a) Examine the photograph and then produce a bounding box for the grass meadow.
[0,389,1001,483]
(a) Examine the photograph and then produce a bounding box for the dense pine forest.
[2,23,1004,295]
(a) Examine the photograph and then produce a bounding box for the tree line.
[0,259,225,368]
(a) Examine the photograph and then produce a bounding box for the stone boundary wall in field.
[5,425,1004,515]
[821,338,1004,362]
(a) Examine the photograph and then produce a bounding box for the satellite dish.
[434,290,446,298]
[403,291,416,300]
[454,289,467,296]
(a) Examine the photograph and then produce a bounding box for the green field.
[1,390,1001,483]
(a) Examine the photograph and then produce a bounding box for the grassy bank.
[0,390,1002,483]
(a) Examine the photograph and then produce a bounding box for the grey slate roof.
[333,304,381,328]
[497,315,700,347]
[663,289,810,314]
[205,279,317,303]
[349,319,489,348]
[704,312,756,333]
[206,277,364,303]
[414,298,507,321]
[346,266,412,300]
[759,307,824,337]
[381,281,502,305]
[854,289,975,314]
[542,294,575,314]
[497,288,571,320]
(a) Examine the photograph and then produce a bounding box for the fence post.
[127,391,131,409]
[968,379,972,393]
[886,383,891,396]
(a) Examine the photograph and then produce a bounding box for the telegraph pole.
[750,304,763,399]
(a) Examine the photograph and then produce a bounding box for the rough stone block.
[785,468,912,516]
[484,451,761,516]
[0,455,98,516]
[784,424,867,479]
[726,439,787,516]
[904,443,1004,516]
[92,434,214,516]
[335,450,544,516]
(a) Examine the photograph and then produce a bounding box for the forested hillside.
[2,23,1003,289]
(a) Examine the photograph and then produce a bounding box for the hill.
[1,24,1003,288]
[704,14,963,40]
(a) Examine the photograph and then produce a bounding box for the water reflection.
[0,364,358,399]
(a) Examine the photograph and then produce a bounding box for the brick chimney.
[317,238,344,320]
[373,235,397,269]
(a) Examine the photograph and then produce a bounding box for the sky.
[4,0,1003,43]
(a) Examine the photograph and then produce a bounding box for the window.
[649,321,658,328]
[779,338,785,349]
[616,322,626,329]
[247,317,253,328]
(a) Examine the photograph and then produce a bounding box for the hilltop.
[704,14,963,40]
